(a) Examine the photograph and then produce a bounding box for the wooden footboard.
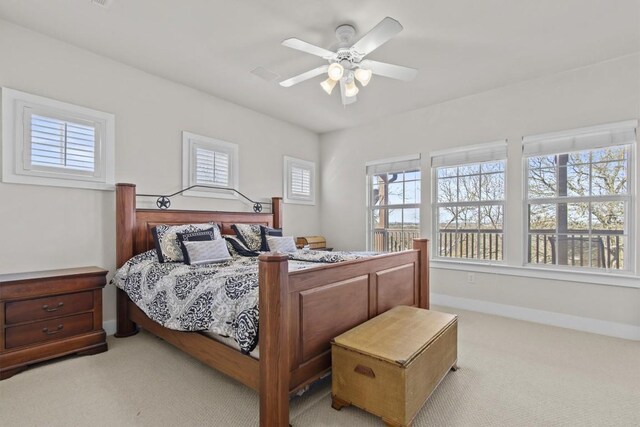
[258,239,429,426]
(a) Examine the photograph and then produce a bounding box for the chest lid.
[332,306,457,367]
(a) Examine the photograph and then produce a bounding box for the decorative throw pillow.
[152,223,222,263]
[231,224,263,251]
[182,240,232,265]
[177,228,216,264]
[260,226,283,251]
[266,236,297,253]
[223,235,259,257]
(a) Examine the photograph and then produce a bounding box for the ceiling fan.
[279,17,418,105]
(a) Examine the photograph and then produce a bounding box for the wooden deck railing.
[371,229,421,252]
[527,230,623,269]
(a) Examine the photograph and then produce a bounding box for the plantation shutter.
[290,165,311,196]
[195,147,230,187]
[27,113,97,174]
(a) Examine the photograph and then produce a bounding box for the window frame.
[365,154,421,252]
[1,87,115,191]
[181,131,239,200]
[431,141,508,264]
[283,156,315,205]
[522,123,635,273]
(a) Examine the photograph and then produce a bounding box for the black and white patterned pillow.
[231,224,263,252]
[177,228,216,264]
[223,235,259,257]
[182,240,232,265]
[260,226,283,251]
[152,223,222,263]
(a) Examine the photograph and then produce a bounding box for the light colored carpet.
[1,306,639,427]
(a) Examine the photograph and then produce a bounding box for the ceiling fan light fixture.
[327,63,344,81]
[344,79,359,97]
[354,68,372,86]
[320,77,338,95]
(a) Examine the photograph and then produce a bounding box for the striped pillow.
[266,236,297,253]
[182,240,232,265]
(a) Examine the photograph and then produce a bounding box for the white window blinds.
[290,165,311,196]
[366,154,421,175]
[27,113,97,174]
[182,131,239,197]
[431,141,507,168]
[195,147,230,186]
[284,156,315,204]
[523,120,637,157]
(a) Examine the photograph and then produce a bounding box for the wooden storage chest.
[295,235,327,249]
[331,306,457,427]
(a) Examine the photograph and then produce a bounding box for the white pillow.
[183,239,232,265]
[266,236,297,253]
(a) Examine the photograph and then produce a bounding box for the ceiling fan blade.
[351,17,403,56]
[282,38,336,59]
[279,65,329,87]
[340,79,357,106]
[360,59,418,81]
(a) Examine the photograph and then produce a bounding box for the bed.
[114,183,430,426]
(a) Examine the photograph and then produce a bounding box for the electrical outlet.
[467,273,475,284]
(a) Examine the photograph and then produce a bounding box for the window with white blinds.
[27,113,97,174]
[182,132,238,198]
[366,155,421,252]
[284,156,315,204]
[523,121,636,271]
[1,88,114,190]
[194,147,230,186]
[431,141,508,262]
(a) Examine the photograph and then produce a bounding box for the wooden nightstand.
[0,267,108,380]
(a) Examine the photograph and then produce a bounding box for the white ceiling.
[0,0,638,133]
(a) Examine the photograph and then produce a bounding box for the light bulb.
[320,78,337,95]
[344,80,359,97]
[327,63,344,81]
[354,68,372,86]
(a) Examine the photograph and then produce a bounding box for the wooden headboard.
[116,183,282,267]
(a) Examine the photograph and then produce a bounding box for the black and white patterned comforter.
[111,250,372,353]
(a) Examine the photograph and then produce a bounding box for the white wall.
[0,20,321,329]
[320,54,640,334]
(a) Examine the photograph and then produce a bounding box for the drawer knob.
[42,324,64,335]
[42,302,64,312]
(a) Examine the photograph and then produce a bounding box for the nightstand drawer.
[5,291,94,325]
[5,312,94,349]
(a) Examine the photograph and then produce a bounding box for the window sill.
[430,259,640,289]
[1,173,114,191]
[183,189,238,200]
[283,197,315,206]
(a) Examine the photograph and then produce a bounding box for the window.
[524,121,635,271]
[1,88,115,190]
[284,156,315,204]
[432,141,507,262]
[182,131,239,198]
[367,155,421,252]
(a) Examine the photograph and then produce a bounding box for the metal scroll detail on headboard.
[137,185,271,212]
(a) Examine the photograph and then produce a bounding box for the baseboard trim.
[103,319,116,336]
[431,293,640,341]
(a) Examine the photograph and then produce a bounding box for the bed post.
[272,197,283,229]
[258,253,290,427]
[115,183,139,337]
[413,238,430,309]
